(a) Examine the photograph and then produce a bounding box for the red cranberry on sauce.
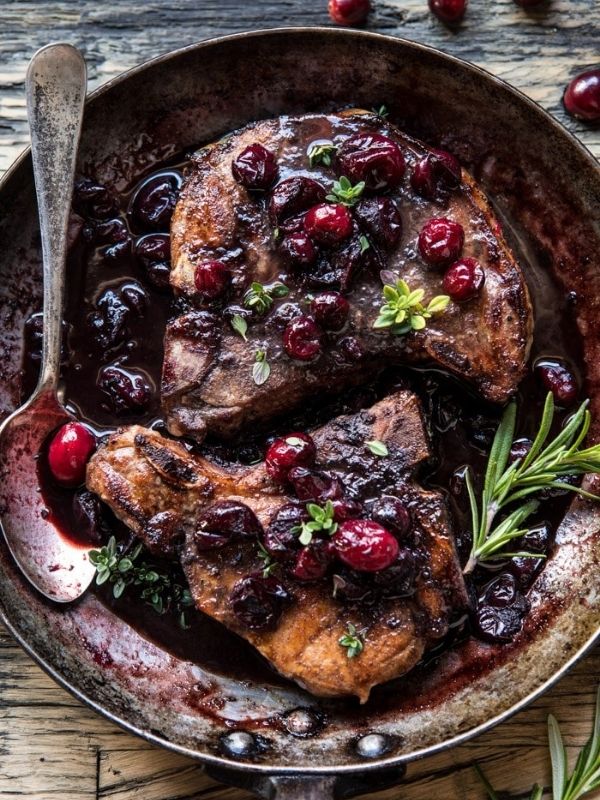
[194,259,230,299]
[328,0,371,25]
[280,233,318,268]
[411,148,462,201]
[263,503,307,561]
[331,498,363,522]
[232,143,279,191]
[230,575,292,630]
[130,172,182,232]
[304,203,353,246]
[283,316,323,361]
[269,176,327,224]
[428,0,467,23]
[265,432,317,483]
[443,257,484,302]
[370,496,411,540]
[135,234,171,291]
[336,133,405,191]
[535,360,578,406]
[354,196,402,250]
[310,292,350,331]
[288,467,344,502]
[472,573,530,643]
[418,218,464,266]
[563,69,600,121]
[73,177,117,220]
[292,541,333,581]
[98,366,152,414]
[47,422,96,486]
[333,519,399,572]
[194,500,263,549]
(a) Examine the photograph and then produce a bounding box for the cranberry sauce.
[20,141,584,693]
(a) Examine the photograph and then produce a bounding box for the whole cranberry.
[135,233,171,290]
[232,143,278,191]
[230,575,292,630]
[292,541,333,581]
[370,496,411,540]
[564,69,600,121]
[73,177,117,220]
[47,422,96,486]
[535,360,578,406]
[283,316,323,361]
[509,437,533,464]
[337,133,405,191]
[269,176,326,224]
[263,504,307,560]
[196,500,263,548]
[194,259,230,299]
[280,233,318,268]
[428,0,467,23]
[328,0,371,25]
[304,203,353,246]
[288,467,344,502]
[517,522,551,554]
[443,257,485,301]
[130,172,182,232]
[333,520,399,572]
[265,432,317,483]
[98,366,152,414]
[354,196,402,250]
[331,498,363,522]
[411,148,462,201]
[90,217,129,244]
[310,291,350,331]
[472,573,530,643]
[418,217,464,266]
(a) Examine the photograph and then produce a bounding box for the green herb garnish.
[230,314,248,341]
[308,142,337,168]
[252,349,271,386]
[359,234,370,254]
[373,277,450,334]
[326,175,365,207]
[257,542,279,578]
[464,392,600,573]
[366,439,389,457]
[243,281,289,316]
[339,623,365,659]
[292,500,338,546]
[373,104,389,119]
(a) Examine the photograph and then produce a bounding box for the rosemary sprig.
[326,175,365,206]
[308,142,337,167]
[464,392,600,573]
[373,277,450,335]
[243,281,289,316]
[292,500,338,546]
[339,623,365,658]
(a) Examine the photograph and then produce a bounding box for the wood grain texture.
[0,0,599,798]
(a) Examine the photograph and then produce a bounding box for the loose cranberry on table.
[333,519,399,572]
[370,496,411,540]
[269,176,327,224]
[535,359,578,406]
[135,233,171,290]
[194,500,263,550]
[288,467,344,502]
[310,291,350,331]
[418,217,464,266]
[304,203,353,246]
[230,574,292,630]
[336,133,406,191]
[130,172,182,232]
[265,432,317,483]
[328,0,371,25]
[98,365,152,414]
[442,257,485,302]
[428,0,467,23]
[194,259,230,299]
[411,148,462,201]
[280,233,318,268]
[354,196,402,250]
[232,143,279,191]
[47,422,96,486]
[563,69,600,122]
[292,541,333,581]
[283,316,323,361]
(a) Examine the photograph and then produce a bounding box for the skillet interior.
[0,28,599,778]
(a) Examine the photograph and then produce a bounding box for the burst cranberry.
[194,259,230,299]
[509,437,532,464]
[280,233,317,268]
[509,523,550,590]
[288,467,344,502]
[265,432,317,483]
[331,498,363,521]
[135,233,171,290]
[429,0,467,23]
[72,489,106,544]
[73,177,117,219]
[269,176,326,223]
[535,360,578,406]
[370,496,411,540]
[200,500,262,539]
[283,316,323,361]
[354,196,402,249]
[263,504,307,560]
[443,257,484,301]
[232,143,278,191]
[304,203,353,246]
[332,519,399,572]
[411,148,462,201]
[564,69,600,121]
[472,573,530,643]
[98,366,152,414]
[292,541,333,581]
[87,282,147,351]
[47,422,96,486]
[230,575,292,630]
[328,0,371,25]
[418,218,464,266]
[337,133,405,191]
[89,217,129,245]
[310,291,350,331]
[130,172,182,231]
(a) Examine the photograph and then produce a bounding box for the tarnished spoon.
[0,44,94,601]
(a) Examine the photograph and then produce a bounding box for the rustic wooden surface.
[1,1,599,798]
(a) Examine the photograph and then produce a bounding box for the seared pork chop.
[87,390,466,702]
[164,110,532,441]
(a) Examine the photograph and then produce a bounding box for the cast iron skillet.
[0,28,599,800]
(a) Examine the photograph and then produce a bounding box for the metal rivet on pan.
[220,731,257,758]
[355,733,392,758]
[282,707,325,738]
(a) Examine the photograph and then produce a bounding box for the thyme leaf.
[366,439,389,457]
[374,277,450,335]
[339,623,365,659]
[292,500,338,546]
[230,314,248,341]
[243,281,289,316]
[326,175,366,207]
[308,141,338,167]
[252,349,271,386]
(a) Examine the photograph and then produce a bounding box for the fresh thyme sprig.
[326,176,366,206]
[464,392,600,574]
[89,537,194,628]
[339,623,365,659]
[373,277,450,335]
[476,685,600,800]
[252,349,271,386]
[308,142,337,167]
[292,500,338,546]
[243,281,289,316]
[257,542,279,578]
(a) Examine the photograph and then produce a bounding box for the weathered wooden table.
[1,1,599,798]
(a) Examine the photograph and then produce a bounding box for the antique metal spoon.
[0,43,95,601]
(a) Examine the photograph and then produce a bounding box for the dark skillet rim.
[1,26,599,778]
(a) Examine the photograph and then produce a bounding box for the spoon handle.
[26,44,87,392]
